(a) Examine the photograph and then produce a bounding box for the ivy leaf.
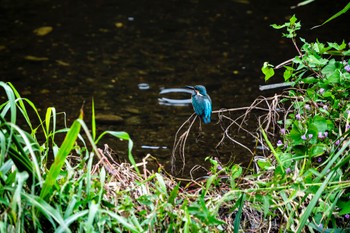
[307,55,328,67]
[321,59,341,76]
[338,200,350,215]
[328,41,347,50]
[326,70,341,84]
[309,144,327,157]
[289,125,304,146]
[262,62,275,81]
[311,116,328,132]
[283,66,294,81]
[271,23,287,29]
[289,15,298,24]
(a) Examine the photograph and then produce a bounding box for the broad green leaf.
[283,66,294,81]
[257,159,273,170]
[328,41,347,50]
[312,41,328,53]
[309,144,327,157]
[321,59,341,76]
[307,55,328,67]
[289,125,304,146]
[311,116,328,132]
[326,70,341,84]
[261,62,275,81]
[230,164,242,179]
[302,76,317,84]
[338,200,350,215]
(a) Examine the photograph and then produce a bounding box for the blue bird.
[186,85,212,124]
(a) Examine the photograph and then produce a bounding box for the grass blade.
[296,171,335,232]
[234,193,245,233]
[40,111,82,201]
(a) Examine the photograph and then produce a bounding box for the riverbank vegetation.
[1,13,350,232]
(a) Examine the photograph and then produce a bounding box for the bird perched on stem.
[186,85,212,124]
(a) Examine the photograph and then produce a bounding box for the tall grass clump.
[0,82,140,232]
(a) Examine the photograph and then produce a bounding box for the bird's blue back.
[192,85,212,124]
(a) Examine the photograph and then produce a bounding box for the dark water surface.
[1,0,349,176]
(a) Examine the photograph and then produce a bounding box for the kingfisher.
[186,85,212,124]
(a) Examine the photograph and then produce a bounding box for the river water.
[1,0,349,176]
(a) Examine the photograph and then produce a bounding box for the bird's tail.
[202,116,211,124]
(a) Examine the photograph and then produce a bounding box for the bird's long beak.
[185,85,194,90]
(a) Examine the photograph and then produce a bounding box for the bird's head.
[186,85,207,96]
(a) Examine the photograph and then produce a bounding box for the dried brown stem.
[171,94,289,176]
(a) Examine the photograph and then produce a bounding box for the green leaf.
[234,194,245,233]
[230,164,242,179]
[91,98,96,141]
[307,55,328,67]
[95,130,138,174]
[101,209,142,232]
[322,59,340,76]
[261,128,283,171]
[262,62,275,81]
[326,70,341,84]
[289,15,297,24]
[0,116,39,185]
[155,173,167,195]
[309,144,327,157]
[168,183,180,205]
[283,66,294,81]
[23,192,70,232]
[312,40,328,54]
[230,165,242,188]
[338,200,350,215]
[311,116,328,132]
[257,159,273,170]
[302,76,317,84]
[289,125,304,146]
[311,2,350,28]
[263,195,270,218]
[328,41,347,50]
[271,23,286,29]
[86,201,99,232]
[40,111,82,201]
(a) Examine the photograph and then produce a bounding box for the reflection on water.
[159,87,192,106]
[141,145,168,150]
[137,83,150,90]
[0,0,348,176]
